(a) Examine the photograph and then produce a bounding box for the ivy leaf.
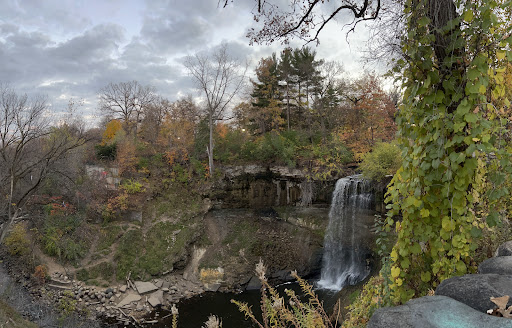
[411,242,422,255]
[465,113,478,123]
[467,68,479,80]
[470,226,482,238]
[486,211,500,227]
[391,266,401,278]
[464,9,474,22]
[456,261,467,274]
[442,217,454,231]
[418,16,430,27]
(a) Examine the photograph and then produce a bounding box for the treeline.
[96,47,398,180]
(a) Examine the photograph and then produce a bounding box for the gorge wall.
[209,165,338,209]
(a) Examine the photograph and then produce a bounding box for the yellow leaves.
[390,249,398,262]
[442,216,455,232]
[497,51,506,60]
[391,266,401,278]
[101,119,122,145]
[420,208,430,218]
[479,84,487,94]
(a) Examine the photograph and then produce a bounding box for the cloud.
[0,0,375,127]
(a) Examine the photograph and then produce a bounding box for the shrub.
[95,142,117,161]
[57,290,78,318]
[342,276,385,328]
[41,213,88,263]
[33,265,48,285]
[3,223,31,256]
[232,260,332,327]
[120,179,145,194]
[360,142,401,182]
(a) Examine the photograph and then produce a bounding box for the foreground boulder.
[479,256,512,275]
[495,241,512,257]
[368,296,512,328]
[435,274,512,312]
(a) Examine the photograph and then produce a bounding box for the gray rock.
[119,285,127,293]
[436,274,512,312]
[496,241,512,257]
[479,256,512,275]
[117,293,141,307]
[205,283,221,292]
[154,279,163,288]
[245,276,262,291]
[147,290,164,308]
[134,281,159,294]
[368,296,512,328]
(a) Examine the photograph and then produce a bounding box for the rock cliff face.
[210,165,336,209]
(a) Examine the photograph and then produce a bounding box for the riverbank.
[0,253,102,328]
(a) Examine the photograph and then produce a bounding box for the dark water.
[108,281,341,328]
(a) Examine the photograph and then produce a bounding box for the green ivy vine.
[386,0,512,303]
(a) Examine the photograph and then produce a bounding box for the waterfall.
[317,175,374,291]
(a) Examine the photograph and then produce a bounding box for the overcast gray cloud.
[0,0,372,126]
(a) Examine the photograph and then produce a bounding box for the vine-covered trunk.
[387,0,512,303]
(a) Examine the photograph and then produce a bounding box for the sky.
[0,0,376,126]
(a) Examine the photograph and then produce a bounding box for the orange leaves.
[101,119,122,145]
[216,123,229,139]
[339,74,397,158]
[116,140,137,176]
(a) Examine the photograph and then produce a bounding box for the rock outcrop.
[210,165,337,209]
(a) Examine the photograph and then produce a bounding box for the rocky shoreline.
[38,270,210,326]
[0,259,101,328]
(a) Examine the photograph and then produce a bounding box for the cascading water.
[317,175,374,291]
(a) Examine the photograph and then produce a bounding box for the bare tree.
[220,0,382,45]
[0,85,87,242]
[99,80,156,135]
[184,44,247,175]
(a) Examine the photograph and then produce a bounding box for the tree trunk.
[0,209,18,244]
[286,84,290,131]
[208,113,214,176]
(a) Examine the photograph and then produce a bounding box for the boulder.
[495,241,512,257]
[117,293,141,308]
[479,256,512,275]
[435,274,512,312]
[368,296,512,328]
[147,290,164,308]
[205,283,221,292]
[134,281,158,294]
[245,276,262,291]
